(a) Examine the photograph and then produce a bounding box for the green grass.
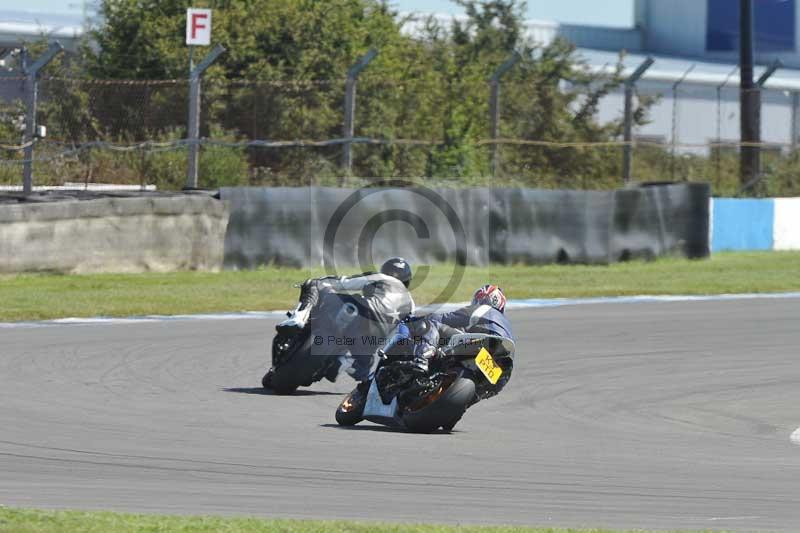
[0,507,732,533]
[0,252,799,322]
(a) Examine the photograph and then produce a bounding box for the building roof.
[0,10,83,49]
[579,48,800,91]
[403,14,800,92]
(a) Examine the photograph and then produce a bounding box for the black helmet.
[380,257,412,287]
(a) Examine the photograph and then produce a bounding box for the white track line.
[1,292,800,329]
[504,291,800,310]
[707,516,761,521]
[0,311,286,329]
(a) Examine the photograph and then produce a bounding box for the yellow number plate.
[475,347,503,385]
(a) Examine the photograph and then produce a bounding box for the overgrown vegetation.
[1,0,643,190]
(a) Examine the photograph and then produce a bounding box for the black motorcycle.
[261,294,350,395]
[335,331,515,433]
[262,284,385,395]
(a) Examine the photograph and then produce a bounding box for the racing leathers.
[295,272,415,381]
[407,304,514,402]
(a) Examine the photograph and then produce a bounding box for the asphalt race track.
[1,299,799,532]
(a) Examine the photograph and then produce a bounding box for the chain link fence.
[2,71,800,196]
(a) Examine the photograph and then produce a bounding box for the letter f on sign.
[186,8,212,46]
[192,13,207,38]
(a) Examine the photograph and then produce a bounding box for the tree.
[87,0,413,181]
[67,0,651,186]
[404,0,647,185]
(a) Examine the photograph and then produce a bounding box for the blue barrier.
[711,198,775,252]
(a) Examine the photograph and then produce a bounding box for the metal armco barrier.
[220,183,710,269]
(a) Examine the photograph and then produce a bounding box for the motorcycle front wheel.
[335,386,366,426]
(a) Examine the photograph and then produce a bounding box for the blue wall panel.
[707,0,796,52]
[711,198,775,252]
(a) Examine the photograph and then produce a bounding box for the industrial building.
[0,9,83,103]
[532,0,800,154]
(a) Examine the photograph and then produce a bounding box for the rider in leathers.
[404,285,513,403]
[284,257,415,382]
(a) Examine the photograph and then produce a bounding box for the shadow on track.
[319,423,458,435]
[222,387,341,396]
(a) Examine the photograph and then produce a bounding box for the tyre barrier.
[220,182,711,268]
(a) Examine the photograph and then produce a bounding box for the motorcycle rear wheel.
[401,377,476,433]
[264,332,331,395]
[261,367,299,395]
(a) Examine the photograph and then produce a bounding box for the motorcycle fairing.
[363,379,398,420]
[447,333,516,355]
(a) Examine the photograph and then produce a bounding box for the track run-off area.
[1,297,799,532]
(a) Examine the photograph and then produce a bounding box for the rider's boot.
[276,280,319,335]
[297,279,320,312]
[412,355,429,373]
[323,357,342,382]
[392,354,429,375]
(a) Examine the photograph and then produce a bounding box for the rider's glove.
[419,345,437,360]
[362,282,377,298]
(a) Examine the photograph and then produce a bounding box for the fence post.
[21,42,63,195]
[185,44,225,189]
[342,49,377,179]
[622,56,654,184]
[734,59,782,194]
[670,64,694,181]
[489,52,521,178]
[754,59,781,154]
[791,91,800,151]
[715,65,738,184]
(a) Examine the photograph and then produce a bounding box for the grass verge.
[0,251,799,322]
[0,507,731,533]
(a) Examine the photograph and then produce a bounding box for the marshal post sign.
[186,8,212,46]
